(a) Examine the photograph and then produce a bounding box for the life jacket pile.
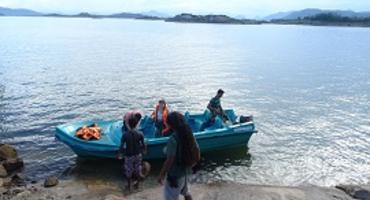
[76,124,102,140]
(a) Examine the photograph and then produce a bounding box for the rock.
[11,173,26,187]
[15,190,32,199]
[11,188,24,195]
[0,174,25,188]
[0,144,18,160]
[2,177,12,187]
[12,173,25,180]
[44,176,59,188]
[3,158,24,173]
[2,189,11,196]
[104,194,126,200]
[142,161,151,178]
[354,189,370,200]
[0,187,7,196]
[336,185,360,196]
[29,185,38,193]
[336,185,370,200]
[0,164,7,177]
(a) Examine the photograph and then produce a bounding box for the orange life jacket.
[151,104,170,135]
[76,125,102,140]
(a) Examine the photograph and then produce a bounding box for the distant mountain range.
[0,6,42,16]
[1,6,370,27]
[140,10,169,18]
[0,6,168,18]
[264,8,370,20]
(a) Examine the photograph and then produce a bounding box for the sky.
[1,0,370,18]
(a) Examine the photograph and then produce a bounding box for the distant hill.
[234,15,247,19]
[109,12,144,19]
[44,12,148,19]
[264,11,293,21]
[0,6,148,19]
[140,10,169,18]
[44,12,103,18]
[305,13,370,22]
[0,6,43,16]
[166,13,263,25]
[264,8,370,20]
[166,13,243,24]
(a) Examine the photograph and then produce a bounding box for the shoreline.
[2,141,370,199]
[1,15,370,28]
[1,178,370,200]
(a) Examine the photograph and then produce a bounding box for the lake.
[0,17,369,186]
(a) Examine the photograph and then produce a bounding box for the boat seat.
[204,117,223,131]
[106,121,123,145]
[188,118,202,132]
[203,110,211,121]
[139,116,156,138]
[224,109,237,123]
[185,111,202,132]
[185,111,191,119]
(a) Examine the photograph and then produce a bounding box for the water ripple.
[0,18,370,186]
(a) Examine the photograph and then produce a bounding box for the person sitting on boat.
[151,99,171,137]
[117,115,147,192]
[208,89,229,122]
[123,110,142,132]
[200,89,229,130]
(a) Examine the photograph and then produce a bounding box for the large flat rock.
[1,180,359,200]
[128,182,353,200]
[0,144,18,160]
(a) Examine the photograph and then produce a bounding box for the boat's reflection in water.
[193,146,252,183]
[64,145,252,186]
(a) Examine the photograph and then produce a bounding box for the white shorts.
[164,175,190,200]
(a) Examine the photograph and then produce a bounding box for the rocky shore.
[2,178,370,200]
[0,144,25,188]
[1,143,370,200]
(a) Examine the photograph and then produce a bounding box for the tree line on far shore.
[302,13,370,23]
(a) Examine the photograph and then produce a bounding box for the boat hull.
[55,111,257,160]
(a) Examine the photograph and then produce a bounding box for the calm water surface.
[0,17,369,186]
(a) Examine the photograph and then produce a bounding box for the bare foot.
[125,185,131,192]
[133,182,139,190]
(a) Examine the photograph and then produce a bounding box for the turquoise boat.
[55,109,257,159]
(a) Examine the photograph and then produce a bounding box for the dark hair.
[217,89,224,94]
[166,111,198,167]
[128,115,139,130]
[134,113,142,122]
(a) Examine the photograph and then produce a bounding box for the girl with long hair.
[158,111,200,200]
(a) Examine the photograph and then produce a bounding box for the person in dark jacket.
[201,89,229,130]
[122,110,141,132]
[207,89,228,123]
[117,114,147,191]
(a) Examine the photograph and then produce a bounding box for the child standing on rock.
[117,113,147,191]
